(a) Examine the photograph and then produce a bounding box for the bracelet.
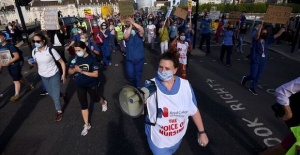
[197,131,205,137]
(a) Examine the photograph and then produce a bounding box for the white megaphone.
[119,80,157,118]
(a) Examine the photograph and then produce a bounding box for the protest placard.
[166,7,172,18]
[84,8,93,19]
[263,5,292,24]
[0,50,12,66]
[118,0,134,17]
[228,12,242,20]
[174,7,188,20]
[188,0,192,13]
[40,6,59,30]
[209,11,220,20]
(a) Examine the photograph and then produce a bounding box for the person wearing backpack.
[29,33,66,122]
[0,32,34,102]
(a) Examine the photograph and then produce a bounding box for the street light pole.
[15,0,32,51]
[192,0,199,49]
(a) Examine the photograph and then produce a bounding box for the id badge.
[262,53,265,57]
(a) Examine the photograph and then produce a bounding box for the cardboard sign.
[264,5,292,24]
[40,6,59,30]
[229,12,242,20]
[209,11,220,20]
[174,7,188,20]
[119,0,134,16]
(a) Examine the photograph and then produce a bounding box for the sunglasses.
[261,33,267,35]
[32,40,41,43]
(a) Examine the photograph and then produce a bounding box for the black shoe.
[249,88,257,95]
[40,91,49,96]
[241,76,246,85]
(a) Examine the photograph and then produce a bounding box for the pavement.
[0,33,299,154]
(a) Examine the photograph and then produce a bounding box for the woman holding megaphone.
[145,52,209,155]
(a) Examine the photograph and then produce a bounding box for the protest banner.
[227,11,242,23]
[166,7,172,18]
[118,0,134,17]
[40,6,59,30]
[84,8,93,19]
[209,11,220,20]
[263,5,292,25]
[101,6,113,19]
[174,7,188,20]
[188,0,192,13]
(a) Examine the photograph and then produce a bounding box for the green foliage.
[191,3,300,13]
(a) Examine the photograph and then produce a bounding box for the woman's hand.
[198,133,209,147]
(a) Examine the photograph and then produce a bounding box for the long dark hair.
[73,41,91,54]
[33,33,49,47]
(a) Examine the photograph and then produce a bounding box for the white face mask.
[80,38,86,42]
[35,42,42,48]
[78,30,82,34]
[76,51,84,57]
[0,39,2,43]
[93,24,97,26]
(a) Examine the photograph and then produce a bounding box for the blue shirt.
[251,36,275,64]
[100,29,110,48]
[200,19,212,34]
[72,34,81,42]
[222,29,234,46]
[71,54,99,87]
[125,34,145,60]
[87,41,100,57]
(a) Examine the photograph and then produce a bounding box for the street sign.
[188,0,192,13]
[84,8,93,19]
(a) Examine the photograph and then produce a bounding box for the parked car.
[59,17,79,39]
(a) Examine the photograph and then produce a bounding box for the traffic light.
[17,0,32,6]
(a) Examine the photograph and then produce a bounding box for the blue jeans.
[41,72,62,111]
[244,62,267,89]
[101,46,111,66]
[237,34,245,52]
[147,137,182,155]
[126,58,144,88]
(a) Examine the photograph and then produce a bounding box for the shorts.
[8,63,22,81]
[281,131,296,150]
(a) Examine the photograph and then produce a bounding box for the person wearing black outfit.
[236,23,247,53]
[68,41,107,136]
[48,22,67,63]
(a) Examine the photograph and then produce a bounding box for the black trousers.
[220,45,233,65]
[76,85,100,110]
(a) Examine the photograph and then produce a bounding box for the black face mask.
[260,34,267,39]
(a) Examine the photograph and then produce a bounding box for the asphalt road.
[0,41,298,155]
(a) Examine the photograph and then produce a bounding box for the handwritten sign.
[101,6,113,18]
[119,0,134,16]
[229,12,242,20]
[174,7,188,20]
[40,6,59,30]
[264,5,292,24]
[209,11,220,20]
[0,50,12,65]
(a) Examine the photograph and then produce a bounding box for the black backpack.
[34,46,63,74]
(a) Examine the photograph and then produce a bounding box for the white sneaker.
[81,124,91,136]
[102,100,108,112]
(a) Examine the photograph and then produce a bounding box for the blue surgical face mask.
[157,69,173,81]
[76,51,84,57]
[180,36,186,41]
[131,30,136,36]
[0,39,2,44]
[35,42,42,48]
